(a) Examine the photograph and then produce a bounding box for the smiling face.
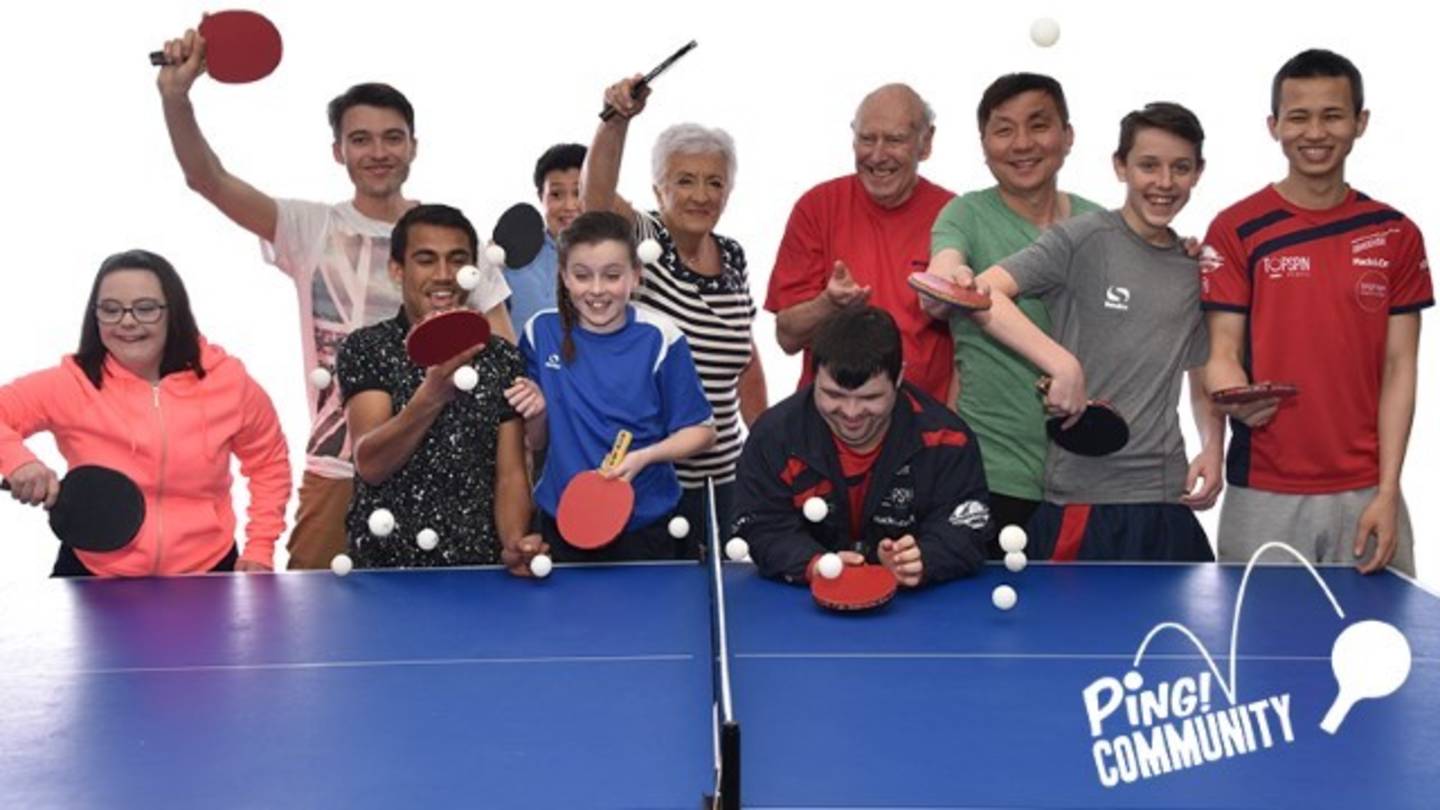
[1114,127,1203,245]
[390,223,474,323]
[561,239,640,334]
[852,87,933,209]
[653,151,730,238]
[813,367,897,451]
[539,167,583,237]
[96,269,168,381]
[981,89,1073,197]
[332,104,416,200]
[1269,76,1367,186]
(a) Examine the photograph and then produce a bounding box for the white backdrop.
[1,0,1435,585]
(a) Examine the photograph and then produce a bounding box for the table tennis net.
[704,478,740,810]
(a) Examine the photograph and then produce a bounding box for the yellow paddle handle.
[600,430,633,472]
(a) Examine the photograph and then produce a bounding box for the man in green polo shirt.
[920,73,1100,554]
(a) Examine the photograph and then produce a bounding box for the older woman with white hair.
[584,74,767,559]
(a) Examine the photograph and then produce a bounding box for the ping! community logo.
[1080,542,1412,788]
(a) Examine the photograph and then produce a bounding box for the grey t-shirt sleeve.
[1183,310,1210,369]
[996,224,1075,299]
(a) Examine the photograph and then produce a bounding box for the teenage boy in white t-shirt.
[155,29,513,568]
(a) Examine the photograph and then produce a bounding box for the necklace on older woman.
[675,236,721,277]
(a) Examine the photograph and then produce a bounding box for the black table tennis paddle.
[3,465,146,551]
[1036,377,1129,457]
[493,203,546,269]
[598,40,698,121]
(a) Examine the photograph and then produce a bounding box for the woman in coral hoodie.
[0,250,291,576]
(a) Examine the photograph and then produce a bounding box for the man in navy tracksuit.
[732,306,993,586]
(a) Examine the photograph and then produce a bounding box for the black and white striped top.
[634,211,755,488]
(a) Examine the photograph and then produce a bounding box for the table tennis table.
[724,561,1440,808]
[0,563,717,808]
[2,540,1436,808]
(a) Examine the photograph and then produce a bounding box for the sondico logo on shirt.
[544,353,562,370]
[1104,286,1131,311]
[1351,227,1399,254]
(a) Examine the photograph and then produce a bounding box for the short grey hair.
[851,83,936,133]
[651,123,738,188]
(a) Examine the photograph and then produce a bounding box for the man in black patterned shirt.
[337,204,541,569]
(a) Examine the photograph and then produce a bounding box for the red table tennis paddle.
[3,465,145,552]
[149,10,283,84]
[1036,377,1129,457]
[556,431,636,550]
[599,40,699,121]
[811,561,898,612]
[907,271,992,311]
[1210,381,1299,405]
[493,203,546,269]
[405,309,491,367]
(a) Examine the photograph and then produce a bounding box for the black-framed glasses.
[96,299,167,325]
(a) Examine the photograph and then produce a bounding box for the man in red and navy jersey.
[1201,49,1432,574]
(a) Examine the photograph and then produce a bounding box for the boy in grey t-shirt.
[959,103,1225,561]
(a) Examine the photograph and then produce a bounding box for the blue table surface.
[2,561,1436,809]
[724,562,1440,809]
[0,563,715,809]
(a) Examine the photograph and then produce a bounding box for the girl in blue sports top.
[517,210,715,562]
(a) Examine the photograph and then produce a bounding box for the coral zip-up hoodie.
[0,338,291,576]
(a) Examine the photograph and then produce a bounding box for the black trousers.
[986,492,1041,559]
[535,510,680,562]
[52,543,239,577]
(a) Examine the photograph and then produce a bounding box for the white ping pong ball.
[457,265,482,291]
[668,516,690,539]
[725,537,750,562]
[529,553,553,578]
[1004,551,1028,573]
[330,553,353,577]
[992,584,1017,610]
[485,244,507,268]
[637,238,663,265]
[999,524,1028,553]
[816,552,843,580]
[453,365,479,391]
[1030,17,1060,47]
[416,528,438,551]
[308,367,332,389]
[802,496,828,523]
[367,508,395,537]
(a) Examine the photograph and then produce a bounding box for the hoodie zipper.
[151,383,168,575]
